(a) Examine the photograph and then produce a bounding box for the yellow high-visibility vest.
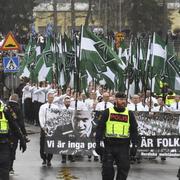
[106,107,130,138]
[166,93,176,106]
[0,105,9,134]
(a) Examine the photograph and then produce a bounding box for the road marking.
[57,167,79,179]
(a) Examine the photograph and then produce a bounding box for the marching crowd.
[21,80,180,128]
[0,77,180,180]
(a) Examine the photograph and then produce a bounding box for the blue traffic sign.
[3,56,19,73]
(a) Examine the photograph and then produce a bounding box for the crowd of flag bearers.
[22,80,180,126]
[20,78,180,163]
[10,27,180,177]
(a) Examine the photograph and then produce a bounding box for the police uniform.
[7,100,27,173]
[0,102,26,180]
[95,93,138,180]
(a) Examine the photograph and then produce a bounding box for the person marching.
[95,92,138,180]
[0,100,27,180]
[39,92,58,167]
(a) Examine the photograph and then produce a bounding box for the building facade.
[33,2,100,34]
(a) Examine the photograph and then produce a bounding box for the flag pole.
[126,35,133,100]
[73,31,78,110]
[149,32,156,112]
[161,34,168,104]
[143,35,151,106]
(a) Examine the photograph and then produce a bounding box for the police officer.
[95,92,138,180]
[7,94,28,174]
[0,100,26,180]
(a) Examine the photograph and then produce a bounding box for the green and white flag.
[18,60,30,78]
[80,27,126,90]
[150,33,166,93]
[166,56,180,93]
[34,56,52,82]
[43,36,55,67]
[151,33,166,75]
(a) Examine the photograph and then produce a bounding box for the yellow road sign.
[1,32,20,51]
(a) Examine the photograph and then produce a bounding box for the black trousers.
[9,137,18,170]
[102,143,130,180]
[0,143,10,180]
[24,98,32,122]
[40,129,53,162]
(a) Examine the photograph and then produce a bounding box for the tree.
[0,0,37,38]
[84,0,93,27]
[124,0,171,35]
[93,0,171,35]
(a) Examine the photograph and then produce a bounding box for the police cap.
[115,92,127,99]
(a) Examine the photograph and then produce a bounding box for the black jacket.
[6,100,27,136]
[95,107,138,146]
[1,104,24,141]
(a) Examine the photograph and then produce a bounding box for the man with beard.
[95,92,138,180]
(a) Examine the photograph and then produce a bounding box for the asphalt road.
[9,125,179,180]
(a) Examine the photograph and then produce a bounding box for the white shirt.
[145,97,158,105]
[170,102,180,112]
[61,105,74,110]
[151,105,169,112]
[22,84,33,103]
[95,101,114,111]
[70,100,88,110]
[34,87,47,103]
[53,94,67,108]
[32,86,38,102]
[85,98,97,111]
[127,103,147,111]
[39,103,59,129]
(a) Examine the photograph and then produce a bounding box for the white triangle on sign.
[6,59,17,70]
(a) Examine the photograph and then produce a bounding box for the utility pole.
[162,0,167,39]
[118,0,122,31]
[53,0,58,35]
[53,0,58,85]
[104,0,108,35]
[71,0,76,32]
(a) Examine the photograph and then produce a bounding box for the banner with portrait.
[44,109,97,155]
[44,110,180,157]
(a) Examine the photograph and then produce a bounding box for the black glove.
[95,143,104,156]
[19,137,27,153]
[25,136,30,143]
[130,145,137,157]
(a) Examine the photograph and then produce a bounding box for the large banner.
[44,109,180,157]
[135,112,180,157]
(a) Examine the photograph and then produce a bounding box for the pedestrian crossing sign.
[1,32,20,51]
[3,57,19,72]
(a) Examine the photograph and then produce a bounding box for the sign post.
[1,32,20,94]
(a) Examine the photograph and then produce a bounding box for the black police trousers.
[0,143,10,180]
[102,143,130,180]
